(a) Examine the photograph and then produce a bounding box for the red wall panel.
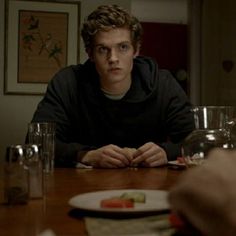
[140,22,188,93]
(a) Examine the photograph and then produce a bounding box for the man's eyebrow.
[95,41,131,47]
[94,43,106,47]
[118,41,131,44]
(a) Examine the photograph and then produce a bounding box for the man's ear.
[133,43,140,58]
[86,48,94,61]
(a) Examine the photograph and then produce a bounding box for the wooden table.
[0,166,185,236]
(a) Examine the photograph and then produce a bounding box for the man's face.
[89,27,139,88]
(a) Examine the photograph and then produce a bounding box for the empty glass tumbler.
[28,122,55,173]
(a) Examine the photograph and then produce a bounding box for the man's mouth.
[109,67,121,72]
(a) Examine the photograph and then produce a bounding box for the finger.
[131,149,146,165]
[101,155,126,168]
[131,145,157,165]
[103,146,130,165]
[123,147,136,162]
[141,157,166,167]
[134,142,152,155]
[112,152,130,165]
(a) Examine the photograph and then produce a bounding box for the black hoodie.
[31,56,194,167]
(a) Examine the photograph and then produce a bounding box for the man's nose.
[108,48,118,63]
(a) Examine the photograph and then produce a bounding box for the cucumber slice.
[120,192,146,203]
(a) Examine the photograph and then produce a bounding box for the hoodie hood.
[124,56,159,102]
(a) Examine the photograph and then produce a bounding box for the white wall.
[131,0,187,23]
[0,0,187,164]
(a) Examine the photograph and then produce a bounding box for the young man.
[30,5,194,168]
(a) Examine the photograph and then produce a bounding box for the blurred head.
[81,4,143,54]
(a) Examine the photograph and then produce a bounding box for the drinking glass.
[28,122,55,173]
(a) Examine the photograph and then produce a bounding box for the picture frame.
[4,0,80,95]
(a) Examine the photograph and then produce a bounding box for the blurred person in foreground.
[30,4,194,168]
[169,148,236,236]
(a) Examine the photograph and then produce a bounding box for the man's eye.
[119,44,129,51]
[97,47,108,54]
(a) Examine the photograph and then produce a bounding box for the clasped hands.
[80,142,168,168]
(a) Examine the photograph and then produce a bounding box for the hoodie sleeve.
[29,66,92,167]
[157,70,195,161]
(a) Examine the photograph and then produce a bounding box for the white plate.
[68,189,169,214]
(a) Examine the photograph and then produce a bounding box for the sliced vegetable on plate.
[100,191,146,208]
[100,197,134,208]
[120,191,146,203]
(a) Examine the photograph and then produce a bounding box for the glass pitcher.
[182,106,236,167]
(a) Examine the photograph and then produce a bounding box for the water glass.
[28,122,55,173]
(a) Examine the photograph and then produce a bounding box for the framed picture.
[4,0,80,95]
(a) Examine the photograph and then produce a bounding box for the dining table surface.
[0,165,186,236]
